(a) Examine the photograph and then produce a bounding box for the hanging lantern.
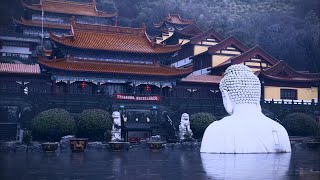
[145,84,151,92]
[81,82,86,88]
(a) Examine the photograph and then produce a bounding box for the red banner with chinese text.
[115,94,160,102]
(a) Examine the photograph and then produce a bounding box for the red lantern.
[81,82,86,88]
[145,85,151,92]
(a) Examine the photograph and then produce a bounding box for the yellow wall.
[244,62,261,66]
[156,31,174,44]
[221,50,241,55]
[264,86,318,101]
[156,38,163,44]
[194,45,209,55]
[179,39,190,45]
[250,68,261,72]
[201,41,218,46]
[212,55,231,67]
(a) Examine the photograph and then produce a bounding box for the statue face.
[112,111,121,126]
[181,113,189,123]
[221,90,234,115]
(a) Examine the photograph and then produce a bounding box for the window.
[280,89,297,100]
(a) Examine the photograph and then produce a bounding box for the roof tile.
[50,21,181,54]
[39,57,192,77]
[0,63,41,74]
[22,0,116,18]
[181,74,222,84]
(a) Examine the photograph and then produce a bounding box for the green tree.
[32,108,76,141]
[282,112,319,136]
[76,109,113,141]
[190,112,216,139]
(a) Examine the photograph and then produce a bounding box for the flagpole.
[41,6,44,47]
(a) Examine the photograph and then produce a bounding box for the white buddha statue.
[179,113,193,140]
[200,64,291,153]
[111,111,122,141]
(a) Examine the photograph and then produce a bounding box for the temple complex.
[14,0,117,37]
[1,10,320,141]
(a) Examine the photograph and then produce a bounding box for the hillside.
[1,0,319,72]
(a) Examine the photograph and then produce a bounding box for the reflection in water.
[1,149,319,179]
[201,153,291,180]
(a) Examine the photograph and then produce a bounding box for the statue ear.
[222,90,234,115]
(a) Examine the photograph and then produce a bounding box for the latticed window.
[280,89,297,100]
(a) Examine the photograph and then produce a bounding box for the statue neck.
[232,103,261,115]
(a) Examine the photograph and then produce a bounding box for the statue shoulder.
[262,116,289,133]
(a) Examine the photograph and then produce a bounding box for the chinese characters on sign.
[115,94,160,102]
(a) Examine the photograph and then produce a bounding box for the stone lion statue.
[111,111,121,141]
[179,113,193,140]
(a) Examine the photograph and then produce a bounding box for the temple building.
[13,0,117,37]
[35,19,192,140]
[154,14,193,33]
[188,42,320,103]
[0,34,39,61]
[170,28,225,68]
[1,11,320,141]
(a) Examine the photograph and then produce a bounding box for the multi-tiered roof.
[49,20,181,54]
[14,0,117,32]
[40,20,191,77]
[154,14,193,32]
[21,0,117,18]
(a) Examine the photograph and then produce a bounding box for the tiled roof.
[190,28,224,44]
[208,36,248,54]
[212,46,279,70]
[0,63,41,74]
[22,0,116,18]
[13,18,70,30]
[230,46,278,65]
[176,24,203,37]
[181,74,222,84]
[43,47,53,57]
[50,21,181,54]
[39,57,192,77]
[154,14,193,28]
[165,14,193,25]
[259,60,320,82]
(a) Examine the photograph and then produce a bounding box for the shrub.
[190,113,216,139]
[76,109,113,141]
[31,108,76,142]
[104,130,112,142]
[282,113,319,136]
[22,130,32,145]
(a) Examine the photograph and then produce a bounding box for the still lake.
[1,148,319,180]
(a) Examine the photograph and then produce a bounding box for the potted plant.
[31,108,76,152]
[41,142,59,152]
[69,138,89,152]
[147,135,165,150]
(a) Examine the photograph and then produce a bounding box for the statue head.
[112,111,121,126]
[219,64,261,114]
[181,113,190,124]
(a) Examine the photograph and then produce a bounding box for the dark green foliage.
[22,130,32,145]
[76,109,113,141]
[31,108,76,142]
[190,113,216,139]
[104,130,112,142]
[282,113,319,136]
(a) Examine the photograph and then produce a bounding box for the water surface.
[1,148,319,180]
